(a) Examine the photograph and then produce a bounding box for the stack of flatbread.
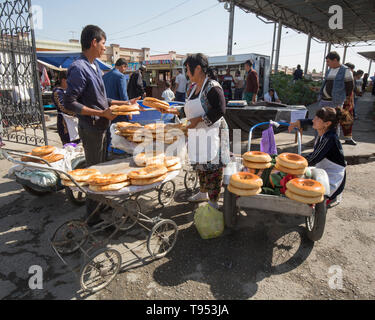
[61,168,100,187]
[88,172,130,192]
[164,156,182,172]
[21,145,64,163]
[110,103,140,116]
[128,164,168,186]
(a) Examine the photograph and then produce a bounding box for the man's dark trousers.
[78,126,107,221]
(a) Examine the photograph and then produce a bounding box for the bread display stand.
[222,121,331,243]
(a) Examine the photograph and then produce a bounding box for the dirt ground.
[1,153,374,300]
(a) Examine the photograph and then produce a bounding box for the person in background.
[207,67,218,81]
[161,81,175,102]
[64,24,140,226]
[264,88,281,103]
[353,69,364,120]
[103,58,130,157]
[174,69,188,102]
[293,64,303,81]
[127,65,146,99]
[244,59,259,105]
[221,68,235,103]
[362,73,369,92]
[371,72,375,96]
[52,71,80,146]
[318,52,355,145]
[234,70,244,100]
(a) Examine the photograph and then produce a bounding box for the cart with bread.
[2,147,181,293]
[1,146,86,205]
[223,121,331,242]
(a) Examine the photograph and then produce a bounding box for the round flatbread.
[230,172,263,190]
[88,173,128,186]
[228,184,262,196]
[243,159,272,169]
[285,189,324,204]
[128,165,168,180]
[31,145,56,156]
[130,173,167,186]
[89,181,131,192]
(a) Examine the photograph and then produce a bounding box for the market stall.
[224,102,307,139]
[143,59,183,99]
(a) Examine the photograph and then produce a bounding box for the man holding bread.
[64,25,139,225]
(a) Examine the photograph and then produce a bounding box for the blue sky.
[33,0,375,74]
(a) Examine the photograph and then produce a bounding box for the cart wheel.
[158,181,176,206]
[305,198,327,242]
[147,219,178,259]
[65,187,86,206]
[80,248,122,293]
[51,220,88,254]
[184,170,198,192]
[114,200,141,231]
[223,186,238,228]
[22,184,51,196]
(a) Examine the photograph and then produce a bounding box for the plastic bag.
[194,203,224,240]
[260,125,277,155]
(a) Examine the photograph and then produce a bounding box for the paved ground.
[0,93,374,300]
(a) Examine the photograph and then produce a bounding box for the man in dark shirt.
[243,59,259,105]
[64,25,139,224]
[293,65,303,81]
[127,65,146,99]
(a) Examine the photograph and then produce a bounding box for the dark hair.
[207,66,218,80]
[139,65,146,71]
[183,53,209,76]
[326,51,340,62]
[245,59,254,67]
[115,58,128,67]
[355,69,364,77]
[297,64,301,69]
[345,62,355,70]
[56,71,67,85]
[235,70,240,76]
[81,25,106,51]
[315,107,345,130]
[165,81,171,88]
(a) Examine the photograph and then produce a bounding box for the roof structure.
[219,0,375,46]
[358,51,375,61]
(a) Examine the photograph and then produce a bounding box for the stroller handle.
[247,121,302,155]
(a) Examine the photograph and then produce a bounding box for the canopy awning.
[37,59,66,71]
[358,51,375,61]
[220,0,375,46]
[36,51,112,71]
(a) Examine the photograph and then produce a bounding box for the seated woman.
[264,88,281,103]
[288,107,346,205]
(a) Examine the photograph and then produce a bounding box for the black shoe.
[344,138,357,145]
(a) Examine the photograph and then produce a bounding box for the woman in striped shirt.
[289,107,346,205]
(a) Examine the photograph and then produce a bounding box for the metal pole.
[342,46,347,64]
[227,1,235,56]
[321,43,327,79]
[270,22,277,75]
[368,59,373,75]
[325,43,332,75]
[274,20,282,73]
[304,33,312,76]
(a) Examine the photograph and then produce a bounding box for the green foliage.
[270,72,321,106]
